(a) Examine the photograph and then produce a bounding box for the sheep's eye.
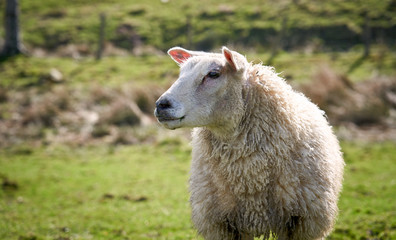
[207,71,220,79]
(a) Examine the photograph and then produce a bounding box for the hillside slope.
[0,0,395,53]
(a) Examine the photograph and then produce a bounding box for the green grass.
[0,139,197,240]
[1,140,395,239]
[0,55,178,88]
[1,0,395,52]
[330,142,396,240]
[1,49,395,89]
[248,48,396,83]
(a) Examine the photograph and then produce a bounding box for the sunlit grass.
[1,50,395,90]
[0,55,177,88]
[1,141,395,239]
[0,141,198,240]
[330,142,396,240]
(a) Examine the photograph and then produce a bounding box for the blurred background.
[0,0,395,239]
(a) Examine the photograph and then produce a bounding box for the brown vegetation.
[0,66,395,147]
[300,64,396,141]
[0,84,162,147]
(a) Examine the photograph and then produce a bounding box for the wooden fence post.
[96,13,106,60]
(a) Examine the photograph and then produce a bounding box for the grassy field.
[1,140,395,240]
[1,48,395,89]
[1,0,395,239]
[0,0,394,52]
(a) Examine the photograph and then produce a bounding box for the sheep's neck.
[203,82,257,148]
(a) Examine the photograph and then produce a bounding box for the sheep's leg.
[197,223,236,240]
[228,229,254,240]
[196,221,254,240]
[240,233,254,240]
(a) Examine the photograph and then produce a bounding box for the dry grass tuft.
[301,64,353,114]
[0,84,163,147]
[99,99,141,126]
[0,88,8,103]
[133,87,162,115]
[1,67,395,147]
[300,64,396,141]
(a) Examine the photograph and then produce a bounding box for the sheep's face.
[155,47,248,130]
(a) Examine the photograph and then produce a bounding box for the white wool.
[156,47,345,240]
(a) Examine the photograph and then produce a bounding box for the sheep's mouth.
[157,116,185,123]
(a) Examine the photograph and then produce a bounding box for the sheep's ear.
[222,47,247,72]
[168,47,193,65]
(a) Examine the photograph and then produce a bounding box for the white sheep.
[154,47,344,240]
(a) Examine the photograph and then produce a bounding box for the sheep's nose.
[155,98,172,112]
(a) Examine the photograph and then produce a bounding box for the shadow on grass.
[0,55,12,63]
[266,51,280,66]
[347,55,367,74]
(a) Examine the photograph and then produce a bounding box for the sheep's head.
[155,47,249,130]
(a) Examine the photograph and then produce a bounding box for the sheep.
[154,46,344,240]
